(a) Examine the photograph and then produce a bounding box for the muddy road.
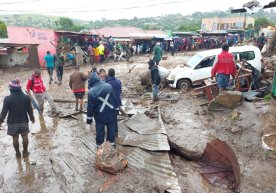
[0,54,275,193]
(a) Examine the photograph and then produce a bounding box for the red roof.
[96,26,144,38]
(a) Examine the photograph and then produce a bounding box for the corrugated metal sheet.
[118,121,132,138]
[121,133,170,151]
[124,113,167,135]
[127,148,181,193]
[199,138,240,191]
[79,134,98,155]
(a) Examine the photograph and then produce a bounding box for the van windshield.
[187,54,204,68]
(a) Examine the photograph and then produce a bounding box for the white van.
[166,46,262,90]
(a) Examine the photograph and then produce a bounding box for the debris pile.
[95,142,128,174]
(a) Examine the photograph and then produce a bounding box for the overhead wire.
[0,0,46,5]
[0,0,186,13]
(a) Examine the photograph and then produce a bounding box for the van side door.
[193,56,215,81]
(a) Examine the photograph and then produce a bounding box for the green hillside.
[0,9,275,32]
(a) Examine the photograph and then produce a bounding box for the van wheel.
[177,79,191,90]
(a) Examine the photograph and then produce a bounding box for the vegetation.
[0,20,7,38]
[255,17,274,29]
[54,17,84,32]
[0,9,275,32]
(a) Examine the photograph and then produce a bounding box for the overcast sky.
[0,0,274,20]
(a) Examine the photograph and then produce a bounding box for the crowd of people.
[54,33,247,66]
[57,36,136,65]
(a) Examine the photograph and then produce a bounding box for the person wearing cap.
[211,43,236,92]
[152,42,163,65]
[148,59,161,102]
[0,79,35,158]
[26,69,59,114]
[86,72,117,148]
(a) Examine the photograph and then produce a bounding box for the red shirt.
[211,51,236,77]
[26,75,46,93]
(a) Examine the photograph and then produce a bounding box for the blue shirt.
[44,54,54,68]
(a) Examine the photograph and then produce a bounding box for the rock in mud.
[209,91,243,110]
[232,109,241,121]
[231,126,243,134]
[167,126,210,161]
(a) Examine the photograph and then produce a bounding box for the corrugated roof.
[127,148,181,193]
[96,26,144,38]
[0,41,39,49]
[124,113,167,135]
[120,133,170,151]
[144,30,166,35]
[55,30,88,35]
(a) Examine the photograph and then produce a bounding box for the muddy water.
[0,54,275,193]
[0,56,171,193]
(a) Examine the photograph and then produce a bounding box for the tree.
[178,23,201,32]
[143,24,159,30]
[255,17,273,30]
[55,17,85,32]
[71,25,84,32]
[0,20,7,38]
[247,23,253,29]
[55,17,74,31]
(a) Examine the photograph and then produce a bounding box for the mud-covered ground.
[0,53,275,193]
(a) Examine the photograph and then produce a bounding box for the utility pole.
[243,13,247,40]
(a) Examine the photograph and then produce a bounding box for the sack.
[95,142,128,174]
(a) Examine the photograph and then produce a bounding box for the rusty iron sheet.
[120,133,170,151]
[127,148,181,193]
[199,138,240,191]
[124,113,167,135]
